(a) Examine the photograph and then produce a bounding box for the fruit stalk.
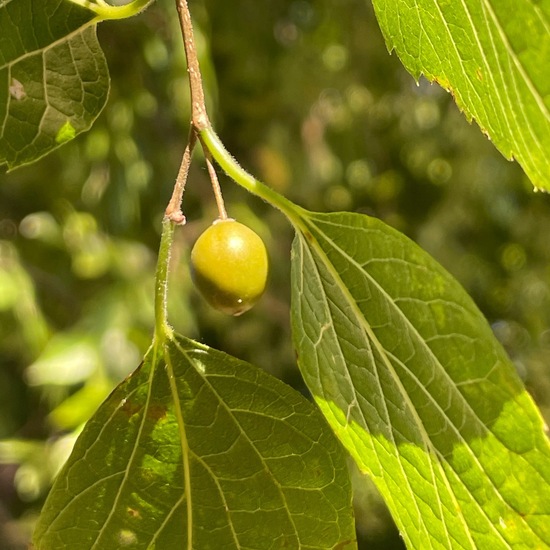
[199,127,307,230]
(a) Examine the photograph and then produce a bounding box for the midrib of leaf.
[169,337,302,547]
[166,339,241,549]
[294,239,427,542]
[87,341,158,550]
[164,340,194,550]
[295,213,546,547]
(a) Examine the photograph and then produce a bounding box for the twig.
[175,0,210,130]
[169,0,231,221]
[165,127,196,223]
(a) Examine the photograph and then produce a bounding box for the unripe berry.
[190,219,268,316]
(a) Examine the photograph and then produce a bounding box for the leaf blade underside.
[291,210,550,549]
[370,0,550,191]
[0,0,108,169]
[33,334,356,550]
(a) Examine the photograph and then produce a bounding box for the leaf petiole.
[66,0,154,21]
[199,126,308,231]
[153,218,175,343]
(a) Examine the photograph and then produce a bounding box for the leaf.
[290,210,550,549]
[370,0,550,192]
[33,334,356,550]
[0,0,109,169]
[0,0,153,170]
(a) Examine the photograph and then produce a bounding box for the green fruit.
[190,219,269,316]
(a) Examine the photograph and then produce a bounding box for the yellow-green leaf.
[291,209,550,548]
[371,0,550,191]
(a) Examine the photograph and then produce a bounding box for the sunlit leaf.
[33,334,356,550]
[291,210,550,548]
[370,0,550,191]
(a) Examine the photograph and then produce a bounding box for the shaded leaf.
[0,0,108,169]
[370,0,550,191]
[34,334,356,550]
[291,210,550,549]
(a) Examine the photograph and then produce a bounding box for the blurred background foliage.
[1,0,549,547]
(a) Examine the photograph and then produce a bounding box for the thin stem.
[165,128,196,223]
[205,153,228,220]
[175,0,230,220]
[75,0,154,21]
[175,0,209,130]
[155,0,212,341]
[154,218,176,342]
[199,127,306,229]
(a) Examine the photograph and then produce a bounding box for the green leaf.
[370,0,550,192]
[33,334,356,550]
[0,0,153,170]
[0,0,108,169]
[291,210,550,549]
